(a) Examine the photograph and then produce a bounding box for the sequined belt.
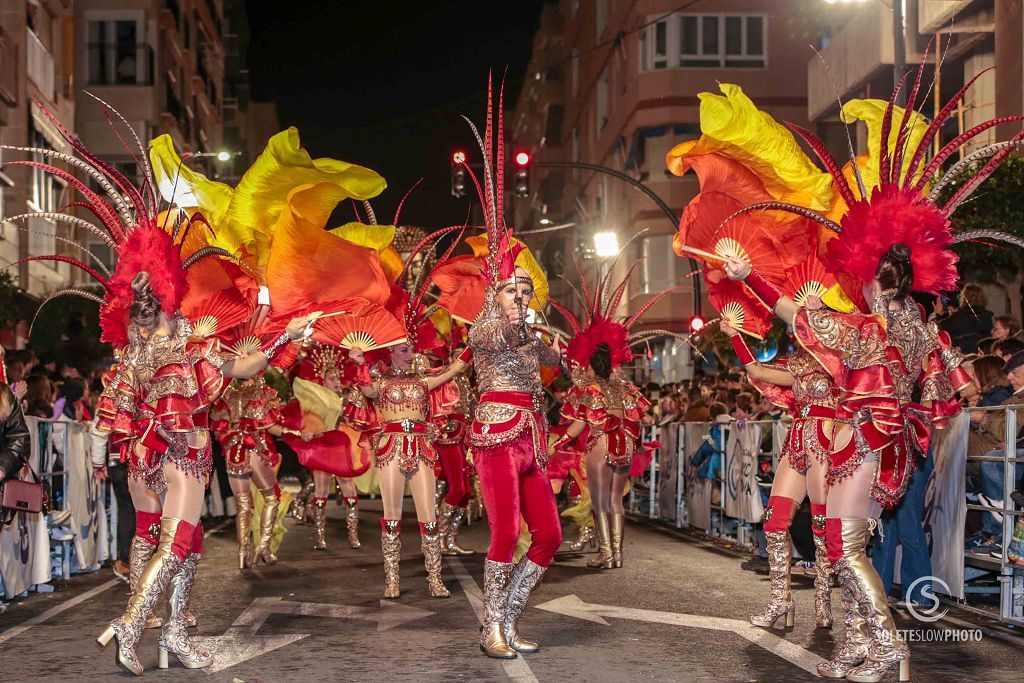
[380,419,430,435]
[478,391,543,414]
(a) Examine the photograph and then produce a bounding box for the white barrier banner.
[923,411,969,599]
[51,421,108,570]
[657,424,679,522]
[683,424,712,530]
[0,419,51,598]
[724,422,764,524]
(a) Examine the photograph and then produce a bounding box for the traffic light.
[451,150,467,198]
[688,315,705,333]
[513,150,530,198]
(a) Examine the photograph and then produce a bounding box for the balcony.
[807,3,893,120]
[0,26,15,110]
[26,28,55,101]
[87,43,155,86]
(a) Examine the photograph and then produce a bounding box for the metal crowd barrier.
[962,404,1023,628]
[628,418,784,549]
[627,406,1024,628]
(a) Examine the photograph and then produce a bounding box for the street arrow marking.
[194,597,435,673]
[535,594,824,676]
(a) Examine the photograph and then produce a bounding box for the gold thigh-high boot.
[610,513,625,569]
[420,521,450,598]
[503,558,547,653]
[128,536,163,629]
[235,490,254,569]
[817,571,872,678]
[750,530,796,628]
[344,497,362,549]
[252,486,280,565]
[480,559,517,659]
[838,519,910,683]
[440,502,475,556]
[587,513,613,569]
[567,523,596,552]
[381,519,401,598]
[813,532,835,628]
[311,497,328,550]
[97,518,186,676]
[157,553,212,670]
[290,479,314,522]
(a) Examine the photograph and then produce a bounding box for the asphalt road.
[1,498,1021,682]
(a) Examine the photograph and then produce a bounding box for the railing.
[962,404,1023,627]
[25,28,55,100]
[86,43,155,86]
[628,406,1024,627]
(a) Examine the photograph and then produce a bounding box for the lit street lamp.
[593,231,619,258]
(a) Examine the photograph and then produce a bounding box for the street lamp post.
[535,161,702,313]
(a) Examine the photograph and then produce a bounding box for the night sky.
[246,1,547,228]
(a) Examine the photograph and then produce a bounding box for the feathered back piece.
[459,72,523,287]
[555,252,689,368]
[3,97,240,346]
[703,46,1024,312]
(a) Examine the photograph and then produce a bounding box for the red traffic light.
[688,315,705,333]
[452,150,467,165]
[514,151,530,166]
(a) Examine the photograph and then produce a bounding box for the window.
[641,235,677,294]
[643,13,766,71]
[28,130,65,261]
[87,19,149,85]
[596,68,609,132]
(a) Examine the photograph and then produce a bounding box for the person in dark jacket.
[938,284,992,354]
[0,382,31,485]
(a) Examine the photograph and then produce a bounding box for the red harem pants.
[473,432,562,566]
[437,442,471,508]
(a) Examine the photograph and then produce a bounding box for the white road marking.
[196,596,434,672]
[446,557,540,683]
[0,579,120,646]
[536,594,825,676]
[0,517,232,646]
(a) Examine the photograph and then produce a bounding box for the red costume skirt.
[372,420,438,479]
[781,405,835,475]
[827,409,929,509]
[128,423,214,493]
[223,431,279,476]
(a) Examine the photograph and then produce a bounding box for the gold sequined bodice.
[788,347,838,408]
[378,371,429,415]
[468,289,560,395]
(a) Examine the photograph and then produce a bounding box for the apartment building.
[72,0,227,267]
[0,0,76,297]
[810,0,1022,317]
[512,1,840,379]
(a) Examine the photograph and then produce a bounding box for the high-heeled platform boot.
[251,486,280,565]
[749,530,795,628]
[235,490,254,569]
[157,552,212,670]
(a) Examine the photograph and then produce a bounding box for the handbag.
[1,464,47,526]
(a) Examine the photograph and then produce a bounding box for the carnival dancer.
[296,343,376,550]
[346,240,473,598]
[211,373,302,568]
[725,326,838,629]
[667,116,844,631]
[670,66,1021,680]
[433,80,566,658]
[546,260,677,571]
[6,102,376,675]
